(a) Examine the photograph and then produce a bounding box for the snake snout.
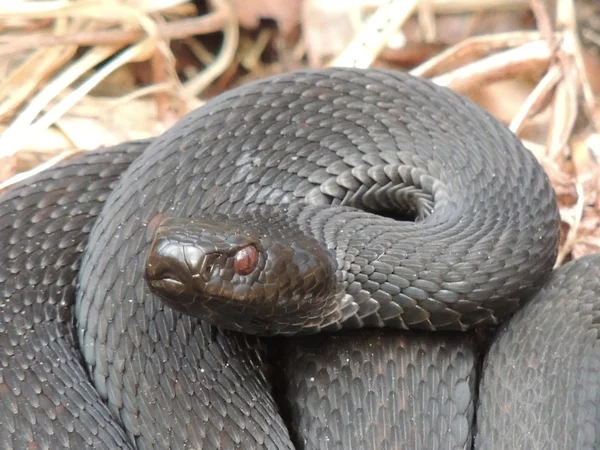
[145,233,204,307]
[144,215,268,319]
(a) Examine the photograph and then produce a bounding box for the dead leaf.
[467,79,532,126]
[540,156,577,206]
[571,134,598,203]
[231,0,302,35]
[0,155,17,184]
[572,239,600,259]
[302,0,362,66]
[55,116,123,151]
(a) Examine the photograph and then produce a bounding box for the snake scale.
[1,68,599,449]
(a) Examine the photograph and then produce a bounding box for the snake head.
[144,214,342,335]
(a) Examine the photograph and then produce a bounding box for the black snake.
[1,68,599,449]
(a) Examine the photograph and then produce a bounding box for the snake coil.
[1,68,598,450]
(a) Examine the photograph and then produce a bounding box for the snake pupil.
[234,245,258,276]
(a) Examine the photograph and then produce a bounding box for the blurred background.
[0,0,598,264]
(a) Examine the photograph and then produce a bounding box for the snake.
[1,67,599,450]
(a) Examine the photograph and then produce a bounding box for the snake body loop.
[2,68,598,450]
[74,68,558,446]
[130,70,558,334]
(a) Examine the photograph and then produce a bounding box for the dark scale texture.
[0,142,146,449]
[78,68,559,341]
[0,144,294,449]
[74,68,559,448]
[476,254,600,449]
[278,331,477,450]
[0,68,568,449]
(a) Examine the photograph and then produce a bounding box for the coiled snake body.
[1,68,599,449]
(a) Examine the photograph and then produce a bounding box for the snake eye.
[234,245,258,276]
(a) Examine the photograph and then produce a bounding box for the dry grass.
[1,0,599,264]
